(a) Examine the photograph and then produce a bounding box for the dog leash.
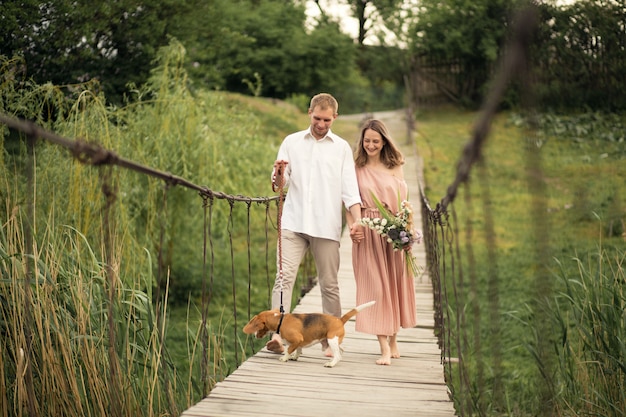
[273,161,288,320]
[276,310,285,335]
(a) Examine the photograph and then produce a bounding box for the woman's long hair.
[354,119,404,168]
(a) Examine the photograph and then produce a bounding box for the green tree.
[312,0,405,46]
[533,0,626,111]
[0,1,194,103]
[181,0,254,92]
[221,1,312,97]
[198,1,358,101]
[0,0,365,108]
[408,0,522,107]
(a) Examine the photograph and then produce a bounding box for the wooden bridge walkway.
[181,118,456,417]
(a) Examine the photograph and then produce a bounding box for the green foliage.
[0,0,412,117]
[416,107,626,415]
[337,0,405,45]
[550,250,626,416]
[0,209,184,415]
[349,45,407,112]
[286,93,312,113]
[404,0,626,111]
[215,1,307,96]
[532,0,626,111]
[1,40,314,416]
[510,111,626,160]
[409,0,520,107]
[4,0,626,115]
[0,0,370,111]
[0,0,183,102]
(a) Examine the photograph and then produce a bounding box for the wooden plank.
[181,130,456,417]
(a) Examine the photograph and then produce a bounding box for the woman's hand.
[350,222,364,244]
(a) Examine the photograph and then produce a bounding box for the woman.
[346,119,417,365]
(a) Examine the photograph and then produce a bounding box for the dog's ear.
[243,315,262,335]
[254,311,275,338]
[243,312,271,339]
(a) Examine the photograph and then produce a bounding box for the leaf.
[369,191,394,222]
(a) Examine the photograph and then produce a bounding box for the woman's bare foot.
[376,355,391,365]
[389,335,400,359]
[376,335,392,365]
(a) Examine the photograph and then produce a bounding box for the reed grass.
[416,107,626,416]
[551,249,625,416]
[1,198,191,415]
[1,40,311,416]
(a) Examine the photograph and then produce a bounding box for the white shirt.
[274,128,361,242]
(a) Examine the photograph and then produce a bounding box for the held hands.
[350,222,364,244]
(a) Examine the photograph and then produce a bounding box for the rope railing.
[0,110,282,416]
[434,6,537,217]
[417,5,552,416]
[0,113,279,205]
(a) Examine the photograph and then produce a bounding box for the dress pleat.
[352,166,417,336]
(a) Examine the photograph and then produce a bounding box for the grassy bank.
[1,45,311,416]
[414,107,626,416]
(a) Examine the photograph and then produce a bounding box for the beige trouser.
[272,230,341,317]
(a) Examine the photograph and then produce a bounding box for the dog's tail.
[340,300,376,324]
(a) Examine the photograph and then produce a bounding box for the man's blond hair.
[309,93,338,115]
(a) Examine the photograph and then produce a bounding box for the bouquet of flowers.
[359,192,422,277]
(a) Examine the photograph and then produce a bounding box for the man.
[267,93,363,355]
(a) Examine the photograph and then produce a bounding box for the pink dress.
[353,166,417,335]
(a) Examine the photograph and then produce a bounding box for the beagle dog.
[243,301,375,367]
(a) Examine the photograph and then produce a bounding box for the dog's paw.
[278,355,289,362]
[324,360,338,368]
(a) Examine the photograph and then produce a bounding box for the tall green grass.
[1,41,309,416]
[551,249,625,416]
[416,107,626,416]
[0,195,199,415]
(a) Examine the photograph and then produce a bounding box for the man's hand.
[272,160,288,190]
